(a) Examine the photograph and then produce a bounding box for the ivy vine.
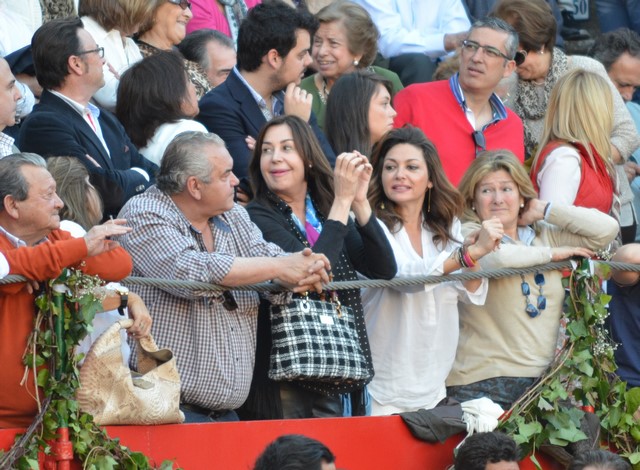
[500,259,640,469]
[0,269,175,470]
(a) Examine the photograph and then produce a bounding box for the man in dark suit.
[197,1,335,200]
[17,18,158,218]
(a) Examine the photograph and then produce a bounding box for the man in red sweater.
[394,17,525,186]
[0,153,149,429]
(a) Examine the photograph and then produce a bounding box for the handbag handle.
[111,319,173,373]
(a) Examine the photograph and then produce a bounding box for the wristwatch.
[105,282,129,315]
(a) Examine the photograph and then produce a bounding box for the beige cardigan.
[447,205,618,387]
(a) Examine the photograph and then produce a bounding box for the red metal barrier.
[0,416,564,469]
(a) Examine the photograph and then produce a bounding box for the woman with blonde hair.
[79,0,152,110]
[531,68,616,216]
[446,150,618,409]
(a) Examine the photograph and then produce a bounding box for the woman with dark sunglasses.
[447,150,618,410]
[491,0,640,163]
[134,0,212,99]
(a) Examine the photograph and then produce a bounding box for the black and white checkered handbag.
[268,295,372,385]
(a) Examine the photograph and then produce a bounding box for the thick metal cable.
[1,260,638,292]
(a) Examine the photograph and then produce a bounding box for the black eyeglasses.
[76,46,105,58]
[514,50,528,66]
[461,40,510,61]
[472,130,486,155]
[520,272,546,318]
[168,0,192,10]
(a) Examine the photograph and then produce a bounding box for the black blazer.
[197,71,336,181]
[17,90,158,217]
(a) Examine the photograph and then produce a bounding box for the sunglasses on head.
[168,0,192,10]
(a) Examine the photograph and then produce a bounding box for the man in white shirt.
[0,57,21,157]
[352,0,471,85]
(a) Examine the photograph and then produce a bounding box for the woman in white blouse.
[363,126,503,415]
[80,0,151,111]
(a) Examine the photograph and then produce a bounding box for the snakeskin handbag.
[76,319,185,425]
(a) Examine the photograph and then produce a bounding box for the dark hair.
[253,434,335,470]
[569,450,631,470]
[177,28,235,71]
[250,115,335,216]
[32,17,84,90]
[0,153,47,213]
[368,126,463,248]
[47,156,103,229]
[237,0,318,72]
[79,0,152,34]
[454,432,521,470]
[116,51,192,148]
[491,0,556,52]
[325,69,393,156]
[590,27,640,72]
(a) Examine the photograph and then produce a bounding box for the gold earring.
[380,201,385,210]
[427,188,432,213]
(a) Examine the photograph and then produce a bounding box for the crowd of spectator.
[1,1,640,458]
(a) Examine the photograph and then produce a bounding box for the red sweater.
[0,229,132,428]
[394,80,525,186]
[531,141,613,214]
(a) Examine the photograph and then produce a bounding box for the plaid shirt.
[118,186,289,410]
[0,132,15,157]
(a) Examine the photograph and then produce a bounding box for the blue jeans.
[180,404,239,423]
[595,0,640,34]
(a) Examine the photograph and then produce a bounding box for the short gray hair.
[156,132,226,195]
[0,153,47,211]
[470,17,519,61]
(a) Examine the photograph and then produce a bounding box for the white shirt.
[0,252,8,278]
[0,0,40,56]
[536,145,581,206]
[351,0,471,59]
[362,218,487,413]
[81,16,143,112]
[140,119,208,166]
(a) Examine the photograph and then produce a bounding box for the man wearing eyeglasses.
[17,18,158,219]
[393,17,525,187]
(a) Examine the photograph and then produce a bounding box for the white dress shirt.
[362,218,487,414]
